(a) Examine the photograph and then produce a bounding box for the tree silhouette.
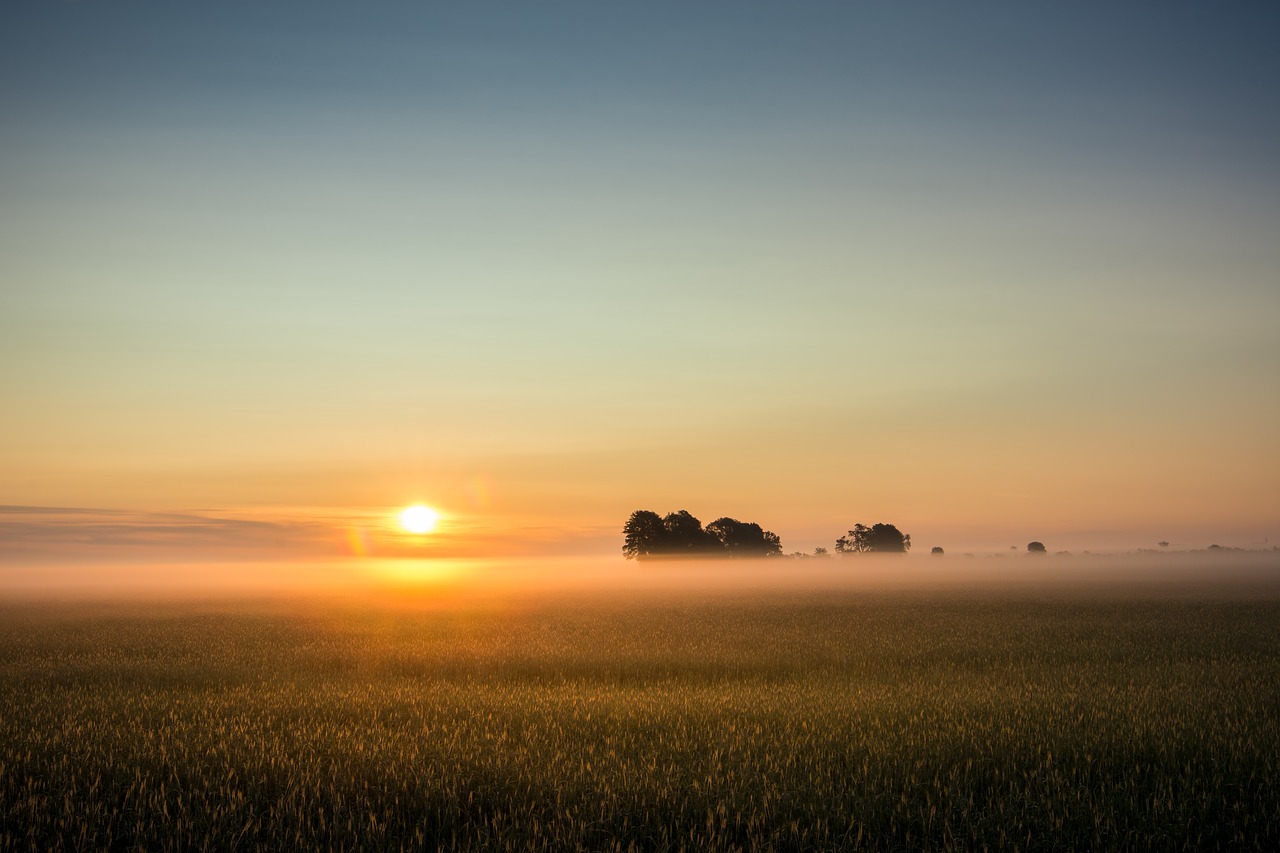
[622,510,667,560]
[836,523,911,554]
[706,517,783,558]
[930,546,944,556]
[1027,541,1047,554]
[836,524,871,553]
[662,510,722,554]
[623,509,783,559]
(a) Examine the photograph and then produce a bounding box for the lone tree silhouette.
[930,546,944,556]
[836,523,911,554]
[1027,541,1047,554]
[622,509,781,559]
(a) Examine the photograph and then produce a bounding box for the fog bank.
[2,551,1278,604]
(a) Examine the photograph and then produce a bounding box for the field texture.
[1,590,1278,851]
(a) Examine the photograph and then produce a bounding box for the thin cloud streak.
[0,505,331,559]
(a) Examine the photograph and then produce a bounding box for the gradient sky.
[3,2,1278,563]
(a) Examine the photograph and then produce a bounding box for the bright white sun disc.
[399,505,439,534]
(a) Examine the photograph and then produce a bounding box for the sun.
[398,505,440,535]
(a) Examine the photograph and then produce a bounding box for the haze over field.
[2,2,1278,575]
[2,553,1278,606]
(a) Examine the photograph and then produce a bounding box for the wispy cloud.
[0,505,335,560]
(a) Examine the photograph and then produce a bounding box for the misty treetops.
[622,511,911,560]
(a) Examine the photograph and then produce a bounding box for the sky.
[2,1,1278,568]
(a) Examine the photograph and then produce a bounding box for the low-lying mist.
[3,550,1278,604]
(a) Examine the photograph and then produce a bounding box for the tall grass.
[1,591,1277,850]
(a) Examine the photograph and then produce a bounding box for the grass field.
[2,582,1278,850]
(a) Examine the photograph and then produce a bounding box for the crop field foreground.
[2,583,1279,851]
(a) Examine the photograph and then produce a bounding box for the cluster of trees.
[622,510,782,560]
[835,523,910,554]
[623,513,918,560]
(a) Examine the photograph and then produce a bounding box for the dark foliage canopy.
[706,517,782,558]
[835,523,911,554]
[622,510,781,560]
[621,510,667,560]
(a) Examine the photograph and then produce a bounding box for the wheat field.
[2,585,1278,850]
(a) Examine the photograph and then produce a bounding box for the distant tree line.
[622,510,782,560]
[623,512,917,560]
[625,518,1268,559]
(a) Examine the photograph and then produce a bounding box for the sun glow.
[398,505,440,535]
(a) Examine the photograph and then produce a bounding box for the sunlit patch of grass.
[1,592,1278,849]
